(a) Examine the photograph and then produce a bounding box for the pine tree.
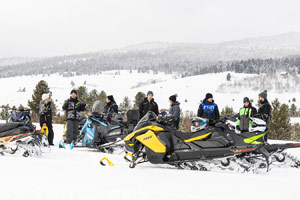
[28,80,56,121]
[18,104,24,110]
[290,103,297,117]
[85,89,107,111]
[97,90,107,110]
[269,99,291,140]
[221,106,235,116]
[71,80,75,87]
[291,123,300,142]
[0,104,10,121]
[133,92,146,109]
[76,86,88,103]
[119,96,132,111]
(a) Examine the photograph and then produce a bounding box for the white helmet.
[249,117,267,132]
[191,117,207,132]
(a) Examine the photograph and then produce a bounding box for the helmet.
[191,117,207,132]
[249,117,267,132]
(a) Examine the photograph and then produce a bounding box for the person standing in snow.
[62,89,86,144]
[103,95,118,114]
[258,90,272,123]
[197,93,220,121]
[236,97,257,132]
[139,91,159,119]
[39,93,54,145]
[169,94,180,129]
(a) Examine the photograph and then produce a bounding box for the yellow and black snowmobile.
[124,112,300,173]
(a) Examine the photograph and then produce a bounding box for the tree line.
[0,80,300,142]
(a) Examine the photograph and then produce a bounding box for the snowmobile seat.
[0,122,24,133]
[0,126,30,138]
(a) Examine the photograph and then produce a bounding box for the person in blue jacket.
[197,93,220,120]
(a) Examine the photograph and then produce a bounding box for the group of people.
[38,89,271,146]
[196,90,271,133]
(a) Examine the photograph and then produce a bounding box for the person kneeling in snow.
[169,94,180,129]
[62,89,86,144]
[39,93,54,145]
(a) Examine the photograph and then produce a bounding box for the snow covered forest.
[1,32,300,78]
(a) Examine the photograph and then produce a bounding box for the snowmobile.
[77,100,140,153]
[123,112,300,173]
[8,108,35,131]
[0,109,50,157]
[225,116,300,169]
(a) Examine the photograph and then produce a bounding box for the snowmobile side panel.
[243,133,266,144]
[136,130,166,153]
[191,137,229,148]
[172,146,259,162]
[124,125,164,142]
[0,133,31,146]
[184,132,212,143]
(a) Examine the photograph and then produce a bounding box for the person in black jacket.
[62,89,86,144]
[139,91,159,119]
[258,90,272,123]
[103,95,118,114]
[39,93,54,145]
[169,94,180,129]
[197,93,220,120]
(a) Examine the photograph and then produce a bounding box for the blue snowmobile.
[78,100,140,152]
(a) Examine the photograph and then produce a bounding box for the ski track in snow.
[1,124,300,200]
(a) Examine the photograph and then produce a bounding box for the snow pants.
[66,120,79,144]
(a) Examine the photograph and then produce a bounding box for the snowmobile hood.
[124,124,164,142]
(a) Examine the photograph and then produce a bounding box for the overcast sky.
[0,0,300,57]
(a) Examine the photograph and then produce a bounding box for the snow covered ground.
[1,124,300,200]
[291,117,300,124]
[0,71,299,114]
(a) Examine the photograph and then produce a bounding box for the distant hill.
[1,32,300,78]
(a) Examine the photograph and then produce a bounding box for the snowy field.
[1,124,300,200]
[0,71,299,114]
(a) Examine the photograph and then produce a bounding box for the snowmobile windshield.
[91,100,103,113]
[134,111,157,131]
